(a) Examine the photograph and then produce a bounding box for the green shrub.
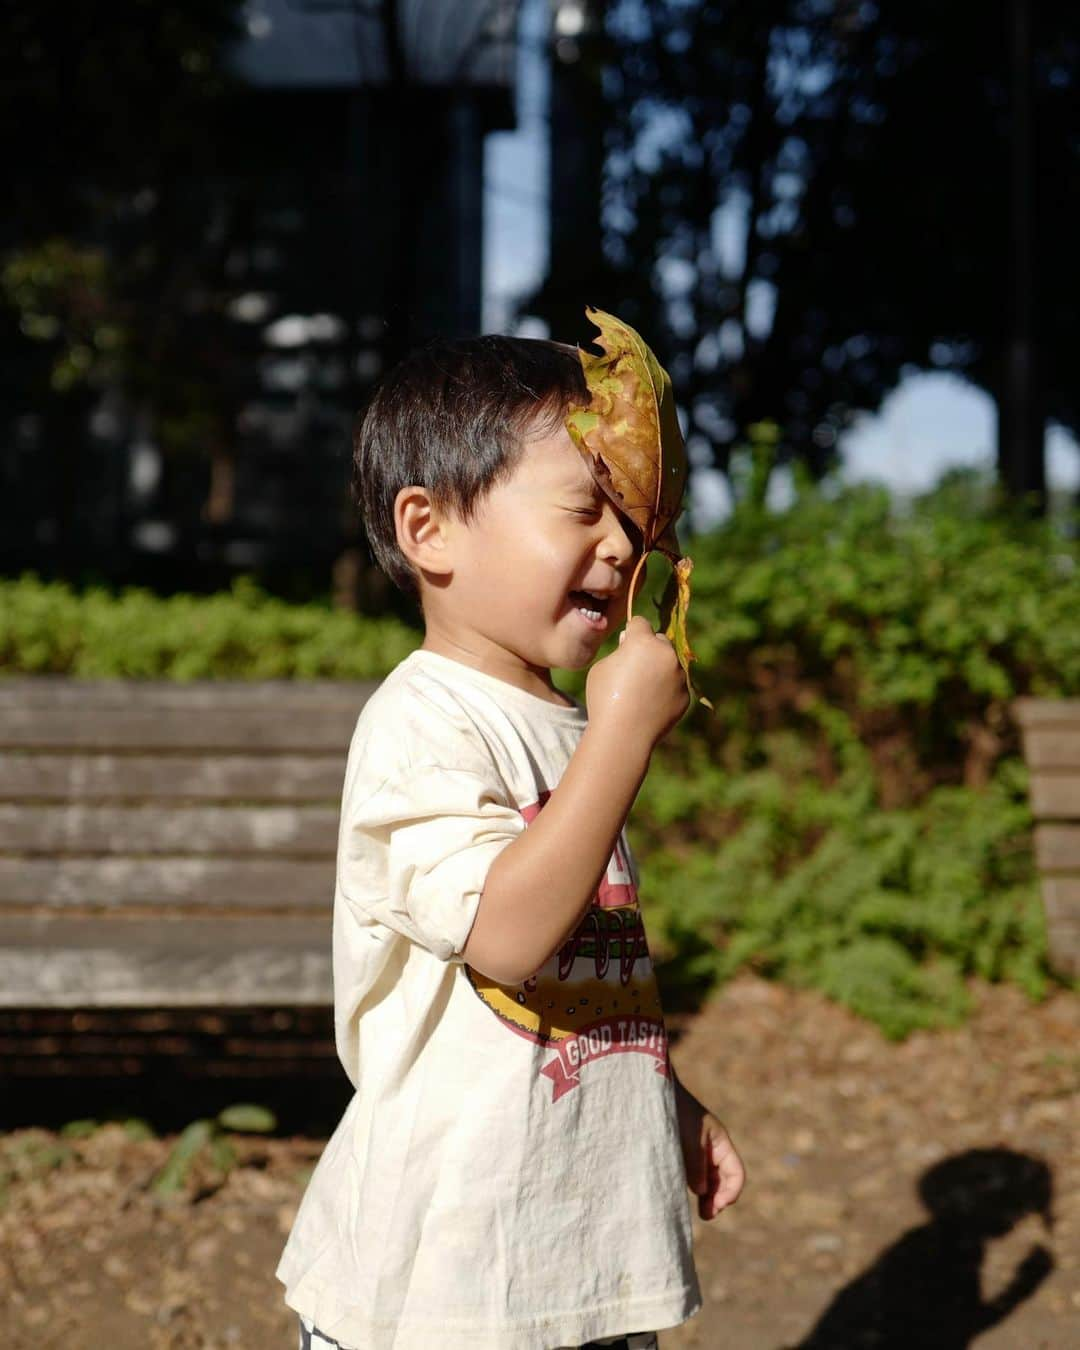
[0,575,419,680]
[626,478,1078,1036]
[2,477,1076,1036]
[684,481,1080,772]
[635,751,1047,1038]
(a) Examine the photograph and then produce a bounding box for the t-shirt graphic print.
[466,790,669,1102]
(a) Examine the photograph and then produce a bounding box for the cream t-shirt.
[277,649,700,1349]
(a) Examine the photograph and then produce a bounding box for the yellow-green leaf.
[657,556,713,710]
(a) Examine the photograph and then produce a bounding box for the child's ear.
[394,486,453,577]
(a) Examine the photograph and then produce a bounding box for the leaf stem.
[626,549,652,626]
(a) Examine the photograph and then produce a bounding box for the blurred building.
[1,0,520,598]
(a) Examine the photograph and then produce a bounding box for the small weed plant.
[152,1104,277,1198]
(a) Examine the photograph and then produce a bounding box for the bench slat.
[1041,879,1080,977]
[1039,924,1080,976]
[1034,824,1080,872]
[1017,729,1080,771]
[1029,773,1080,820]
[0,804,339,857]
[0,915,331,1007]
[0,857,331,909]
[0,753,345,803]
[1014,698,1080,729]
[0,706,363,752]
[0,678,377,710]
[1042,877,1080,919]
[1015,696,1080,729]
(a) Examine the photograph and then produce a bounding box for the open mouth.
[569,589,612,623]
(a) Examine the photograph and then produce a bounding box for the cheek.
[505,527,574,582]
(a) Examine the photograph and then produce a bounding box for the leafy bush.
[635,749,1046,1038]
[626,477,1079,1036]
[2,477,1076,1035]
[0,575,419,680]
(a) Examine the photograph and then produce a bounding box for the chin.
[557,641,605,672]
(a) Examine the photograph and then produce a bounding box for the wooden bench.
[0,679,375,1008]
[4,682,1073,1008]
[1015,698,1080,979]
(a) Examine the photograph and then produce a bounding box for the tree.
[602,0,1080,500]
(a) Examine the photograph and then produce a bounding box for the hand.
[585,615,690,751]
[987,1243,1053,1319]
[1012,1244,1053,1296]
[674,1077,745,1221]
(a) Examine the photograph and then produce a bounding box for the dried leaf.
[566,307,709,708]
[565,307,687,551]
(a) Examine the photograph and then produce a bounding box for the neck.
[420,619,572,707]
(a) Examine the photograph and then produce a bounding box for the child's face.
[431,421,641,678]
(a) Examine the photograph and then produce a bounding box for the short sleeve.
[338,764,524,960]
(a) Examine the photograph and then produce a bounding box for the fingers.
[619,614,676,648]
[699,1165,744,1219]
[698,1126,746,1220]
[714,1153,747,1208]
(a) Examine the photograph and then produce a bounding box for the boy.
[278,336,744,1350]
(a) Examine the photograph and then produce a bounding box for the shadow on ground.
[790,1148,1055,1349]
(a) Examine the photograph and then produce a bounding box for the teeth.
[577,606,602,621]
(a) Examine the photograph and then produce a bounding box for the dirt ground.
[1,975,1077,1350]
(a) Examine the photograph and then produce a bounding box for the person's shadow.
[791,1148,1054,1349]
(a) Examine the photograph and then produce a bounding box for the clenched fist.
[586,615,690,752]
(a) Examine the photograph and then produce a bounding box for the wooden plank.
[0,915,332,1007]
[0,704,365,753]
[1019,729,1080,772]
[1042,877,1080,922]
[1029,773,1080,821]
[1044,934,1080,979]
[0,678,378,710]
[1034,824,1080,872]
[0,857,332,909]
[1014,698,1080,730]
[0,804,339,857]
[0,753,345,803]
[1041,924,1080,979]
[1040,880,1080,978]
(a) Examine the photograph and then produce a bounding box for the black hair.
[353,335,588,595]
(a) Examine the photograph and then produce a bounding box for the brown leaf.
[566,307,710,707]
[565,307,687,552]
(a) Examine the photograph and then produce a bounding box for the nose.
[598,501,639,567]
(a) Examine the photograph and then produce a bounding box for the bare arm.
[462,618,688,985]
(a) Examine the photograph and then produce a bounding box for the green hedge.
[2,478,1076,1035]
[0,575,419,680]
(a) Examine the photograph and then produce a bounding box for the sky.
[482,0,1080,517]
